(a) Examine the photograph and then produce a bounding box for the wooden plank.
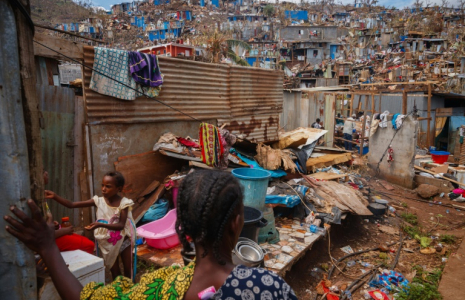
[188,161,234,172]
[115,150,186,201]
[133,184,165,224]
[309,172,348,181]
[33,32,84,61]
[159,150,202,162]
[427,84,432,147]
[414,165,464,187]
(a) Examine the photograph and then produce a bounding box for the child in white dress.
[45,171,135,280]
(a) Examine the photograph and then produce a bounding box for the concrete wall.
[89,120,215,194]
[368,115,418,189]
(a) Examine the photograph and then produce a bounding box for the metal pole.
[0,0,37,298]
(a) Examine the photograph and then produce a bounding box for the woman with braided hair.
[4,170,298,300]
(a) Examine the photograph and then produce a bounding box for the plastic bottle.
[61,216,71,228]
[360,262,373,267]
[309,225,326,236]
[388,206,396,213]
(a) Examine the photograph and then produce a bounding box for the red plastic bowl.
[431,151,450,164]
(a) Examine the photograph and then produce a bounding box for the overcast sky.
[92,0,460,11]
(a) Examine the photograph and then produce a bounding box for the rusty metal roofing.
[83,46,231,124]
[219,114,280,142]
[82,46,283,142]
[229,66,283,118]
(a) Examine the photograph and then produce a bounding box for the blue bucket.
[232,168,271,211]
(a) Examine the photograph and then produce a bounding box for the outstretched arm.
[5,200,83,300]
[45,190,95,209]
[86,207,128,232]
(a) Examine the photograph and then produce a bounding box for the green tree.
[264,4,275,17]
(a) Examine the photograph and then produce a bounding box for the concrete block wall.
[368,115,418,189]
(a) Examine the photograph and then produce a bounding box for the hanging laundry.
[392,113,407,130]
[199,123,224,167]
[370,113,380,136]
[90,47,138,100]
[379,111,390,128]
[128,51,163,87]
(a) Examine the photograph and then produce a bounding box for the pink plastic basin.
[137,209,180,249]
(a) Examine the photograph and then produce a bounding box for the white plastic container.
[39,250,104,300]
[455,169,465,186]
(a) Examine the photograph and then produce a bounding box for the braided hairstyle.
[175,170,243,265]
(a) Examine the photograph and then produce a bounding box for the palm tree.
[206,31,251,66]
[226,39,251,66]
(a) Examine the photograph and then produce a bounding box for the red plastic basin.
[431,151,450,164]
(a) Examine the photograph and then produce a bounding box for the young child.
[45,171,135,279]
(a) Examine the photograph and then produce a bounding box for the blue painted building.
[154,0,170,5]
[212,0,219,8]
[285,11,308,21]
[148,28,183,41]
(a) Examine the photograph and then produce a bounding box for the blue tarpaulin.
[265,185,308,208]
[285,11,308,20]
[232,150,286,178]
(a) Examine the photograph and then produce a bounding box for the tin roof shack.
[82,46,283,194]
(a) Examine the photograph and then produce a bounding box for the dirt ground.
[130,176,465,299]
[285,177,465,299]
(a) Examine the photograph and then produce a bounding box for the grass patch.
[402,225,423,239]
[401,212,419,225]
[401,202,409,208]
[439,234,457,245]
[396,265,443,300]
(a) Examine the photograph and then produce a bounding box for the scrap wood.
[136,180,161,203]
[306,153,353,172]
[309,172,349,182]
[115,151,186,200]
[159,149,202,162]
[414,165,464,187]
[133,184,165,223]
[318,181,372,215]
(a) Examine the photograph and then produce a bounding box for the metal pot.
[232,237,265,267]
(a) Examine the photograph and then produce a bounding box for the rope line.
[33,40,201,122]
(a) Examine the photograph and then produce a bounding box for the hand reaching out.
[85,222,101,231]
[44,190,56,200]
[4,199,55,255]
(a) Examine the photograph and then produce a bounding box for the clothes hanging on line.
[90,47,138,100]
[379,111,390,128]
[128,51,163,87]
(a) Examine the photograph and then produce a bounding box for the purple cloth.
[128,51,163,87]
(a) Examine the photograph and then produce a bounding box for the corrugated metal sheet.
[229,66,283,118]
[219,114,280,142]
[1,1,37,296]
[38,84,75,224]
[83,46,283,142]
[83,46,231,124]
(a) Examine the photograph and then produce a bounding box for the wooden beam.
[427,84,432,147]
[33,32,84,61]
[402,90,407,114]
[358,81,438,86]
[414,165,464,188]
